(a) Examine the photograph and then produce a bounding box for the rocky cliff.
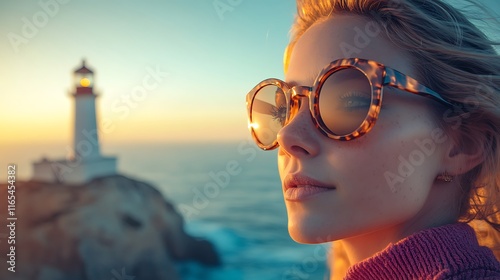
[0,175,220,280]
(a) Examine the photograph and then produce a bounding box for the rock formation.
[0,175,220,280]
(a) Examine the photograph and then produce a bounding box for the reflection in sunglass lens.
[250,85,286,147]
[318,68,372,136]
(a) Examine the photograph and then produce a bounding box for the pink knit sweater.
[344,223,500,279]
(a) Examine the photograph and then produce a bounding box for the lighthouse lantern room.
[74,60,94,94]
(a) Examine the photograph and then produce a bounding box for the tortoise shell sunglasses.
[246,58,453,150]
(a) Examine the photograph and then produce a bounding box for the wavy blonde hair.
[284,0,500,278]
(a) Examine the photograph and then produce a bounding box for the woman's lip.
[283,174,336,201]
[284,185,334,201]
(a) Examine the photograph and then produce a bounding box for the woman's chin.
[288,218,339,244]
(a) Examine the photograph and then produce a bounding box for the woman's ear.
[442,134,485,176]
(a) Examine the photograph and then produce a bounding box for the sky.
[1,0,499,147]
[0,0,296,146]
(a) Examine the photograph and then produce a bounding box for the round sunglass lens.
[250,85,287,147]
[318,68,372,136]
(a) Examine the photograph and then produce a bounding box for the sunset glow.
[0,1,294,150]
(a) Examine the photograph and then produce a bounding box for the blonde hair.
[285,0,500,278]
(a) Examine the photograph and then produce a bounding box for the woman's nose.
[277,96,321,157]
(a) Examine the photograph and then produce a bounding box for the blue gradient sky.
[0,0,296,145]
[1,1,498,146]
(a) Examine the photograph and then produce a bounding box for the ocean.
[2,141,330,280]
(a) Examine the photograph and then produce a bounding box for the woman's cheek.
[278,152,290,181]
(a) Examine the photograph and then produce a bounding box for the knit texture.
[344,223,500,279]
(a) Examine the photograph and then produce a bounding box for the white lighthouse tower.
[73,60,101,160]
[32,60,117,184]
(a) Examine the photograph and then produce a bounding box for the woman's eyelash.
[339,91,371,100]
[338,91,371,111]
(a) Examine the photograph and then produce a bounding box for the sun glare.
[248,122,260,129]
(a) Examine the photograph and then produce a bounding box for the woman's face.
[279,15,449,243]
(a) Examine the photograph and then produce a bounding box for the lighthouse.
[73,60,100,160]
[32,60,117,184]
